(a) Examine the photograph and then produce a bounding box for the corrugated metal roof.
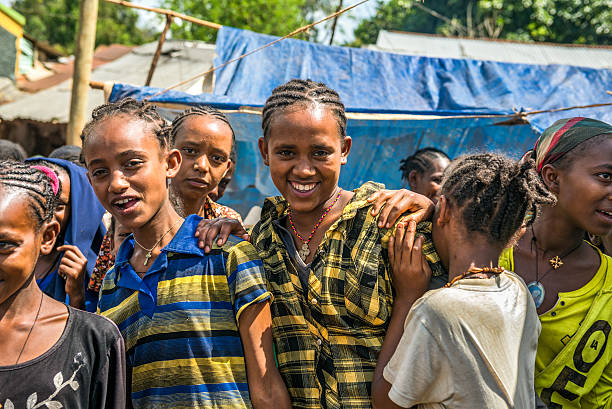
[368,30,612,69]
[0,40,215,122]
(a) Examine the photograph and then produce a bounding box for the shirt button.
[316,339,322,346]
[560,301,565,306]
[551,311,557,317]
[311,298,318,305]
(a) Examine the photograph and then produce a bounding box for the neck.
[133,199,183,249]
[0,275,42,322]
[530,206,585,254]
[446,238,503,283]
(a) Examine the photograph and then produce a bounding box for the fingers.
[369,190,394,217]
[378,194,403,228]
[57,244,86,260]
[388,232,396,267]
[404,220,416,265]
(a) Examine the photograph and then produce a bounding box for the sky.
[1,0,377,44]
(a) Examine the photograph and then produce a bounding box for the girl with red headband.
[499,117,612,409]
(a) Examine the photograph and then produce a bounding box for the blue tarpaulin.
[108,27,611,215]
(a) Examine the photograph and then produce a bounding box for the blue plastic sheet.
[111,27,612,133]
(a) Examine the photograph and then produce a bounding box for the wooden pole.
[146,15,173,86]
[103,0,221,30]
[67,0,99,146]
[329,0,343,45]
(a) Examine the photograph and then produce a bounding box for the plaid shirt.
[250,182,446,409]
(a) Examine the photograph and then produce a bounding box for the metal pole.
[67,0,99,146]
[145,15,173,86]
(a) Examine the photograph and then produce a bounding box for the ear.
[540,164,560,194]
[40,220,60,256]
[258,137,270,166]
[408,170,419,190]
[340,136,352,165]
[165,148,182,179]
[436,195,451,227]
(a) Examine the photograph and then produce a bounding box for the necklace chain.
[288,189,343,259]
[445,266,505,288]
[15,290,44,365]
[133,218,183,266]
[531,225,583,283]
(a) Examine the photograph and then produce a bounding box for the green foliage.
[352,0,611,46]
[12,0,155,54]
[163,0,335,43]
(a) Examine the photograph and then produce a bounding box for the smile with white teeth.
[291,181,317,192]
[599,210,612,217]
[114,198,131,205]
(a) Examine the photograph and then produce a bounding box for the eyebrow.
[88,150,148,167]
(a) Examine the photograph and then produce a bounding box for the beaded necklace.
[445,266,505,288]
[288,189,343,260]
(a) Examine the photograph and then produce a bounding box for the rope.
[148,0,371,98]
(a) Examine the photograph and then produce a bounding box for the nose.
[293,157,316,178]
[194,155,209,173]
[109,170,129,193]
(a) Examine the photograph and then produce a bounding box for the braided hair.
[400,147,450,183]
[0,160,57,229]
[440,153,556,246]
[80,98,170,157]
[170,106,235,148]
[261,79,347,140]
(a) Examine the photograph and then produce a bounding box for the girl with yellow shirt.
[499,117,612,409]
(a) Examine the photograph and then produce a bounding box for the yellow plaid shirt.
[250,182,446,409]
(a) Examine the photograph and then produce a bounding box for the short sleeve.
[224,240,271,323]
[383,307,452,408]
[92,332,127,409]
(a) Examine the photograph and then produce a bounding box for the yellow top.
[499,244,612,409]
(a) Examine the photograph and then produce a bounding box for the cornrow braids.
[80,98,170,156]
[400,147,450,183]
[262,79,347,140]
[441,153,556,246]
[0,160,57,229]
[170,106,236,148]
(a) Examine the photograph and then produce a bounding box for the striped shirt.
[249,182,446,409]
[97,215,271,409]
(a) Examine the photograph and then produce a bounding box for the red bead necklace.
[288,189,343,260]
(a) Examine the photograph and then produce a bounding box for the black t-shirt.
[0,306,126,409]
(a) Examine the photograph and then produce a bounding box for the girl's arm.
[372,221,431,409]
[239,301,292,409]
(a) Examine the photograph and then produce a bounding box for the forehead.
[174,116,233,146]
[566,136,612,169]
[267,105,342,144]
[0,188,38,229]
[84,115,163,161]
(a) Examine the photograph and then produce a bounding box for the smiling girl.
[0,161,125,408]
[203,79,441,409]
[82,99,289,409]
[499,117,612,408]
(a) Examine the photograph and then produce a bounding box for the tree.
[351,0,611,46]
[162,0,335,43]
[12,0,155,54]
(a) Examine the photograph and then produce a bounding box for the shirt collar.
[114,214,204,268]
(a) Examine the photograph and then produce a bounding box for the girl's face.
[0,189,57,304]
[84,116,181,230]
[546,137,612,235]
[259,105,351,214]
[54,168,71,233]
[409,157,450,204]
[172,117,233,203]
